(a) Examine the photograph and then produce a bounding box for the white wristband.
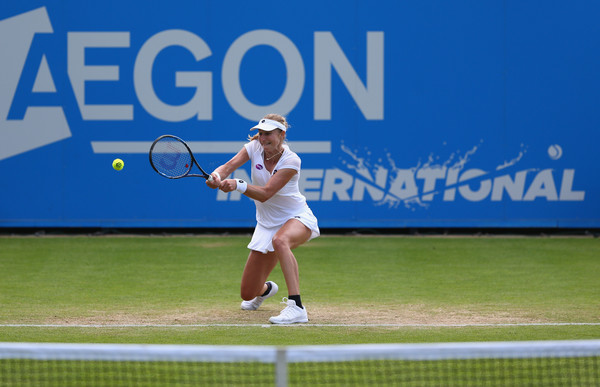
[235,179,248,194]
[212,171,221,181]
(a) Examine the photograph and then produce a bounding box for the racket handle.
[207,175,214,181]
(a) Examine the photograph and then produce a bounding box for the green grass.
[0,235,599,344]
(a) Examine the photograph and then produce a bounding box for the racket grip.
[207,175,214,181]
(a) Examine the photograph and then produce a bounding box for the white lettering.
[134,29,212,122]
[68,32,132,120]
[352,179,384,201]
[218,168,585,204]
[314,31,384,120]
[222,30,304,121]
[523,169,558,201]
[40,27,384,124]
[458,169,491,202]
[491,170,528,201]
[416,167,446,201]
[559,169,585,201]
[374,166,388,188]
[388,169,418,199]
[0,6,71,161]
[299,169,324,201]
[443,167,460,201]
[321,168,353,201]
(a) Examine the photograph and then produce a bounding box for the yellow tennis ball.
[112,158,124,171]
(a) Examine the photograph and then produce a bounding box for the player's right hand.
[205,173,221,189]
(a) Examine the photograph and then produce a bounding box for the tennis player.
[206,114,319,324]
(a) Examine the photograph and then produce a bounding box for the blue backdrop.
[1,1,598,228]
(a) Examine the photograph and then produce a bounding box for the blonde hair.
[247,114,290,142]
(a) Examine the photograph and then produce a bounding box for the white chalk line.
[1,323,599,328]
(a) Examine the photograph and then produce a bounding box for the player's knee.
[272,234,290,251]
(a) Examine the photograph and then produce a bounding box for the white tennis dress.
[243,140,320,253]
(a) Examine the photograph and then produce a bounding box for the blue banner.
[1,1,598,228]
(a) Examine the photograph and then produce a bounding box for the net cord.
[1,340,600,363]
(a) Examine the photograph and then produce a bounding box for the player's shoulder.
[283,144,298,155]
[244,139,262,154]
[282,144,300,159]
[281,145,301,168]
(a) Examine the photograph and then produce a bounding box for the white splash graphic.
[340,140,532,209]
[497,144,528,170]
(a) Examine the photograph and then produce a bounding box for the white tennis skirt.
[247,208,320,254]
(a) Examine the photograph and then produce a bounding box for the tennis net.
[1,340,599,386]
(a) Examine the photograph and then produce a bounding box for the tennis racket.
[149,135,213,180]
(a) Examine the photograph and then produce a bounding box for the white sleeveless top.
[243,140,310,228]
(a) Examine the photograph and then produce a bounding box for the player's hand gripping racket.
[149,135,213,181]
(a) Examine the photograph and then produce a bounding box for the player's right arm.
[205,147,250,189]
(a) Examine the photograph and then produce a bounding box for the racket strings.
[151,138,193,178]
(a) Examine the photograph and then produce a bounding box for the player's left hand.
[219,179,237,193]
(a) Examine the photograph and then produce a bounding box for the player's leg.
[240,250,278,302]
[271,218,311,296]
[269,219,311,324]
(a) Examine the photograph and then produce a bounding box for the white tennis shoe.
[240,281,278,311]
[269,298,308,324]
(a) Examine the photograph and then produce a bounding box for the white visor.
[251,118,286,132]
